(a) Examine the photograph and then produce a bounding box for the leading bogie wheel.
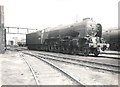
[93,49,100,56]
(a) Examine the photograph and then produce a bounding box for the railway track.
[101,51,120,55]
[7,47,120,73]
[7,46,120,56]
[22,51,118,85]
[23,51,120,74]
[21,52,84,86]
[5,47,118,85]
[7,46,120,59]
[22,56,40,86]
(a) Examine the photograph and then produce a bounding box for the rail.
[22,56,40,86]
[23,52,85,86]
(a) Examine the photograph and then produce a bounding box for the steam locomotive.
[26,18,109,56]
[102,28,120,51]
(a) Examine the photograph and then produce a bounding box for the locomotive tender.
[26,18,109,56]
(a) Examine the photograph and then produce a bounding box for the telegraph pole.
[0,6,5,54]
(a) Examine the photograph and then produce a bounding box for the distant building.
[6,34,26,46]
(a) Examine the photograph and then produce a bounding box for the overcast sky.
[0,0,119,30]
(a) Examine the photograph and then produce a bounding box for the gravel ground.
[0,50,119,86]
[21,53,80,85]
[0,51,80,85]
[47,60,118,85]
[0,51,36,85]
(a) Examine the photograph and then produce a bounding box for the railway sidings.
[22,50,119,85]
[1,47,119,86]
